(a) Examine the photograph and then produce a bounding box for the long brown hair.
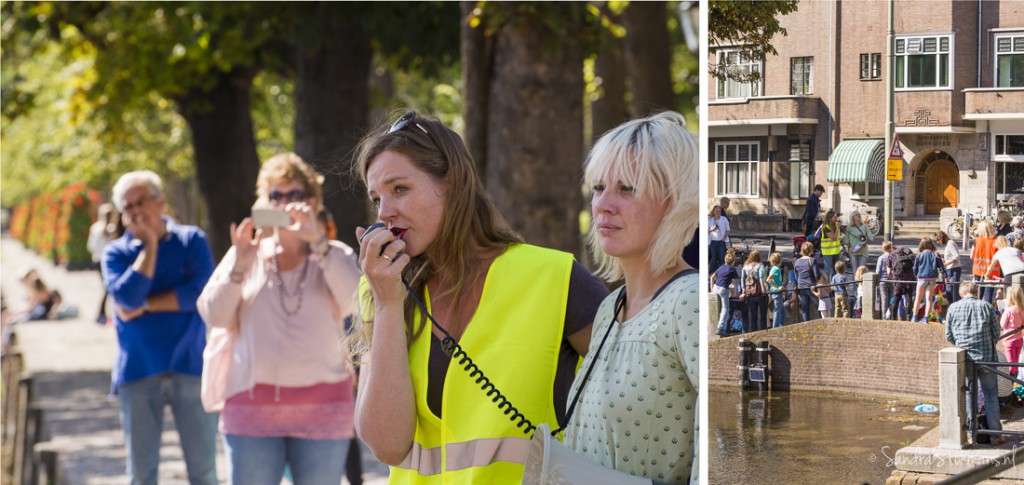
[346,111,522,362]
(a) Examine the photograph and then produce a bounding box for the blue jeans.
[968,366,1003,435]
[772,292,786,328]
[798,289,817,323]
[849,254,868,276]
[224,434,351,485]
[714,285,731,334]
[946,267,962,304]
[118,373,218,485]
[709,241,727,273]
[822,254,836,280]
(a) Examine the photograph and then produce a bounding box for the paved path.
[1,236,388,484]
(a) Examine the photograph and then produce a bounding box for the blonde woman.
[566,111,699,484]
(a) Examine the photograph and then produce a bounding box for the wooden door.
[925,159,958,215]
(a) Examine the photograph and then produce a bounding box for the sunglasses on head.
[268,189,307,203]
[388,111,430,135]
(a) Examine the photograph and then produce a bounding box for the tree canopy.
[708,0,798,82]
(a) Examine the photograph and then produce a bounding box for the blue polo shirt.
[102,218,214,389]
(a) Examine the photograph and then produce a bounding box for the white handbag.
[521,424,652,485]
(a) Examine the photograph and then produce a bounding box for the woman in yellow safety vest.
[819,209,842,279]
[345,111,607,484]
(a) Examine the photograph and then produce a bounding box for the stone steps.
[893,219,943,239]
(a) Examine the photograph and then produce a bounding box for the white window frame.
[894,34,953,91]
[860,53,882,80]
[788,140,811,200]
[715,49,762,100]
[995,160,1024,193]
[715,141,761,198]
[994,133,1024,162]
[994,33,1024,88]
[791,56,813,95]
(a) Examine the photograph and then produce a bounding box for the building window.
[716,50,761,99]
[788,141,810,199]
[995,134,1024,158]
[996,35,1024,87]
[852,181,885,199]
[860,53,882,80]
[791,57,813,95]
[716,141,760,197]
[895,35,951,89]
[996,162,1024,193]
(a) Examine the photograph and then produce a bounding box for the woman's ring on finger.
[382,254,394,263]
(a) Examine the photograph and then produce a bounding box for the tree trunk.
[622,1,675,115]
[294,8,372,249]
[591,6,628,146]
[461,1,493,176]
[176,68,262,259]
[486,3,585,255]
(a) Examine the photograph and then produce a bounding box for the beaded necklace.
[271,251,310,316]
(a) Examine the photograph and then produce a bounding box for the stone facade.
[708,0,1024,227]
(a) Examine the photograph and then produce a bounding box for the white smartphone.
[252,208,290,228]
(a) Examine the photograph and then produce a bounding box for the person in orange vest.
[346,111,608,484]
[971,220,1000,304]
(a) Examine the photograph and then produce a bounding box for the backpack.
[743,265,763,297]
[890,247,916,281]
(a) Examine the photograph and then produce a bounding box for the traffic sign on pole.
[888,133,903,159]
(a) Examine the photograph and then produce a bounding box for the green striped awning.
[826,139,886,183]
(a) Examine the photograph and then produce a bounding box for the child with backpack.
[832,260,851,318]
[741,250,767,332]
[767,252,787,328]
[888,245,916,320]
[712,252,740,337]
[912,238,940,323]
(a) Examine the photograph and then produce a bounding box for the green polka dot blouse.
[564,274,699,485]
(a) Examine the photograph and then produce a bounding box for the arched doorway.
[916,151,959,215]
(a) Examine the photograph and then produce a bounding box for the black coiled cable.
[403,280,537,435]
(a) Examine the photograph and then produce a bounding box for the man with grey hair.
[102,170,218,483]
[945,280,1006,445]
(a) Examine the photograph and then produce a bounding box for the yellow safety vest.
[388,244,572,484]
[821,223,842,256]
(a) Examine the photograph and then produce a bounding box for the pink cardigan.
[197,238,360,411]
[1001,306,1024,345]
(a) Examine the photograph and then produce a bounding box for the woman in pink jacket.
[1001,286,1024,372]
[197,153,361,485]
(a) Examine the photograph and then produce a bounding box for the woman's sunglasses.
[268,189,306,203]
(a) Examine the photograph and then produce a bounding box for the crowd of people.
[709,196,1024,339]
[79,110,700,485]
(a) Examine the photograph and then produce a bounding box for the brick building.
[708,1,1024,231]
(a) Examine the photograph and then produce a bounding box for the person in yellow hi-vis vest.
[563,111,699,484]
[344,111,608,484]
[818,209,842,279]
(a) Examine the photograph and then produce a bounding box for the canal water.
[709,387,938,484]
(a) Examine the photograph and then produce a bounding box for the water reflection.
[709,387,936,485]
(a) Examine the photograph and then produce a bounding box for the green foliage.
[708,0,798,82]
[1,34,194,207]
[251,71,295,162]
